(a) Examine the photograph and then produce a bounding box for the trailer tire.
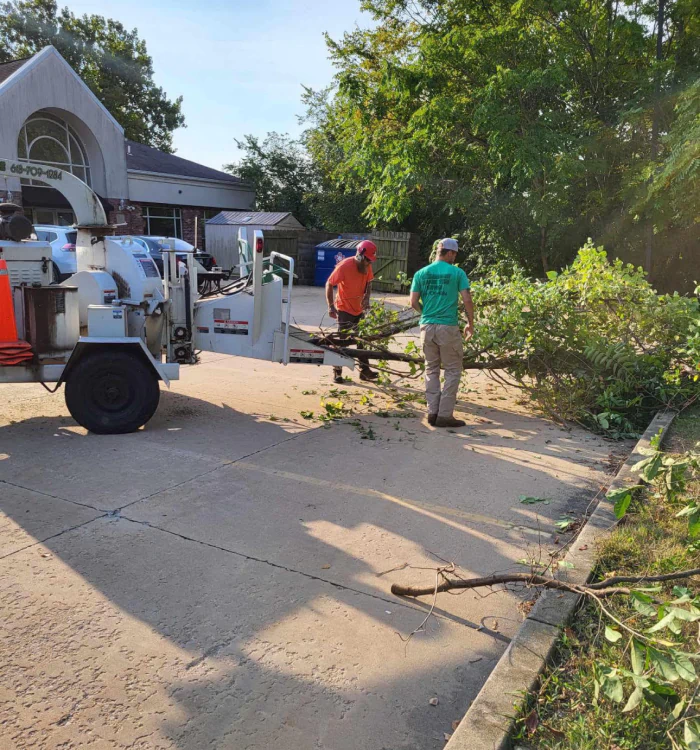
[65,350,161,434]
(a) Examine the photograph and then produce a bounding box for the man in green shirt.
[410,238,474,428]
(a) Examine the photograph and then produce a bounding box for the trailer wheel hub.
[92,374,131,412]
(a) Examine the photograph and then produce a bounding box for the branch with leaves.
[391,440,700,743]
[335,245,700,437]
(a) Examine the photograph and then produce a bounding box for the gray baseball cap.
[439,238,459,252]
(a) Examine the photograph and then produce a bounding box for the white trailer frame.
[0,161,353,431]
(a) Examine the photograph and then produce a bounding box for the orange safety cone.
[0,258,33,365]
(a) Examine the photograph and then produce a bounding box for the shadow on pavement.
[0,383,613,749]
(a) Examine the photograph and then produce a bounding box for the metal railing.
[269,251,295,365]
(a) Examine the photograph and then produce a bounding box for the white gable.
[0,46,128,199]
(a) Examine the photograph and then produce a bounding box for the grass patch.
[512,412,700,750]
[666,405,700,453]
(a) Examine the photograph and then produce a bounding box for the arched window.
[17,111,91,186]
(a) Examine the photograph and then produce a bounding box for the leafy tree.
[0,0,184,151]
[306,0,700,277]
[224,133,319,228]
[301,86,371,232]
[224,130,369,232]
[645,77,700,227]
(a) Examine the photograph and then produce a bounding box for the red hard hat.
[357,240,377,262]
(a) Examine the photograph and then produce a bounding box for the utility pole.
[645,0,666,276]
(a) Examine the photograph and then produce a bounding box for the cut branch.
[586,567,700,590]
[391,568,700,599]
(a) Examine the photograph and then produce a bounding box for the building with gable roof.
[0,46,254,247]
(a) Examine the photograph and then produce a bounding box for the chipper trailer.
[0,158,354,433]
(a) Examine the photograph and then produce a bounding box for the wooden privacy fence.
[263,229,421,291]
[263,230,336,285]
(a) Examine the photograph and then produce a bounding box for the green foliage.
[644,78,700,227]
[224,127,370,233]
[614,438,700,539]
[301,86,372,233]
[464,243,700,435]
[357,300,400,342]
[514,431,700,749]
[224,133,321,229]
[0,0,184,151]
[304,0,700,276]
[319,400,346,421]
[586,443,700,736]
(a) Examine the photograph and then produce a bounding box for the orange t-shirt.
[327,257,374,316]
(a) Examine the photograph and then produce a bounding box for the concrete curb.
[444,409,678,750]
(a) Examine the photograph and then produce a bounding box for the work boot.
[435,415,466,428]
[359,368,379,382]
[333,368,344,384]
[427,413,437,426]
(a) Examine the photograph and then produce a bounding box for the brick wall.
[106,199,145,236]
[2,190,22,207]
[182,208,207,248]
[105,201,215,248]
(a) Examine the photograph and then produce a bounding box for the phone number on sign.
[9,164,63,180]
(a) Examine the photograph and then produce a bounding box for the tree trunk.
[645,0,666,277]
[540,225,549,276]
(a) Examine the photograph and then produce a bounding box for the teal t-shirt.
[410,260,470,326]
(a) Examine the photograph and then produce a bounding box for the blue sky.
[69,0,370,169]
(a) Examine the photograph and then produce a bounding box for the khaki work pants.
[420,324,463,418]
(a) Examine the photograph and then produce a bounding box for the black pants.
[334,311,371,373]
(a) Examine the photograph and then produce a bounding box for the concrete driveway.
[0,288,615,749]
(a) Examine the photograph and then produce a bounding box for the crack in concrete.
[0,512,108,561]
[115,425,313,513]
[117,512,432,614]
[0,424,316,562]
[0,424,509,643]
[117,513,505,642]
[0,418,312,518]
[0,478,103,514]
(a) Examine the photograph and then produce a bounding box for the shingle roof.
[125,140,245,186]
[206,211,295,225]
[0,57,32,85]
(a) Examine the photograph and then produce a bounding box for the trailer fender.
[58,337,179,386]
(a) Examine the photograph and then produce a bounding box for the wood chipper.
[0,158,353,433]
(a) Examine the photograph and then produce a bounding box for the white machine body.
[64,270,117,329]
[87,305,128,337]
[193,230,352,369]
[2,240,53,287]
[0,159,353,433]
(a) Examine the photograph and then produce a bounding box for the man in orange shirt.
[326,240,379,384]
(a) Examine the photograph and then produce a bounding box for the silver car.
[33,225,77,281]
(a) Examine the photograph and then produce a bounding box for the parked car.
[143,236,217,273]
[112,236,213,276]
[33,225,77,281]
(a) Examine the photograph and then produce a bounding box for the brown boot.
[427,413,437,426]
[435,415,466,428]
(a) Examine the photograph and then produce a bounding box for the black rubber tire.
[65,350,161,434]
[51,262,62,284]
